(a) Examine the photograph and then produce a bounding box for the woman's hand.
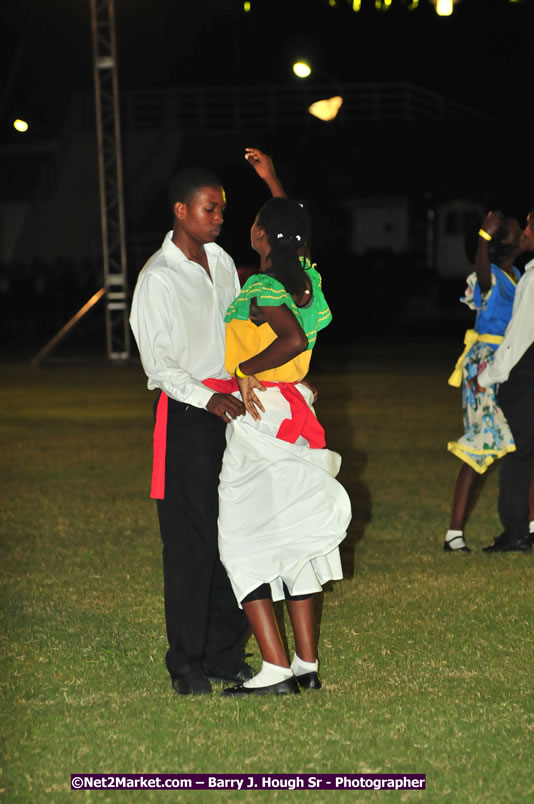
[244,148,275,180]
[480,210,504,238]
[244,148,286,198]
[235,373,267,421]
[468,376,486,395]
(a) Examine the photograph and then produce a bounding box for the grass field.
[1,342,533,803]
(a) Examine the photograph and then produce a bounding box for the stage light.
[293,61,312,78]
[243,1,251,11]
[352,0,362,10]
[13,119,29,133]
[433,0,454,15]
[308,95,343,121]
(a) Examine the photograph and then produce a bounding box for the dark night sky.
[1,0,533,143]
[1,0,533,345]
[1,0,533,249]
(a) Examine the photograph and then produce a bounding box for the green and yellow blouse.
[224,258,332,383]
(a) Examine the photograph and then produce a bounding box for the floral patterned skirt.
[447,341,516,473]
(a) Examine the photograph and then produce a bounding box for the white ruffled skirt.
[218,383,352,607]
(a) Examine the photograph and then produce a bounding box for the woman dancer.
[444,210,523,552]
[206,196,351,696]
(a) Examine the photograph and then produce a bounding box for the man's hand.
[235,373,266,421]
[206,393,245,423]
[299,379,319,403]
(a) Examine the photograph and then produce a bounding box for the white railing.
[75,81,480,132]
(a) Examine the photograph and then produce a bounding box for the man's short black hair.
[168,167,223,209]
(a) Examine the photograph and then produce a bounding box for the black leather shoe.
[482,532,506,551]
[221,676,300,697]
[443,539,470,553]
[296,671,322,690]
[172,673,212,695]
[482,536,532,553]
[203,662,255,684]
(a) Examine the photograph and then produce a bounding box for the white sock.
[243,661,293,689]
[291,654,318,676]
[529,521,534,535]
[445,529,467,549]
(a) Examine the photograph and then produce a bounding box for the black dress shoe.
[482,536,532,553]
[221,676,300,697]
[172,672,212,695]
[203,662,255,684]
[443,539,470,553]
[296,671,322,690]
[482,532,507,551]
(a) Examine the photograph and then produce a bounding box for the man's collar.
[163,231,221,264]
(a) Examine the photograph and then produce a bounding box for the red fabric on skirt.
[150,379,325,500]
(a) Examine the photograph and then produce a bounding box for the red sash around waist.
[150,379,325,500]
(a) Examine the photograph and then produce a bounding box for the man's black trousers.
[497,343,534,542]
[155,395,249,680]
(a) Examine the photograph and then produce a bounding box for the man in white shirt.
[130,167,251,694]
[476,210,534,552]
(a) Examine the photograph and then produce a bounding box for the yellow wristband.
[235,363,248,378]
[478,228,492,241]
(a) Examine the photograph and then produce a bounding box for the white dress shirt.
[130,232,241,408]
[478,258,534,387]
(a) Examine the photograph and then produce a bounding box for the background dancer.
[444,211,523,552]
[476,209,534,552]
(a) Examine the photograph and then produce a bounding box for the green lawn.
[1,344,532,803]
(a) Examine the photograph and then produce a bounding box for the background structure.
[1,0,532,352]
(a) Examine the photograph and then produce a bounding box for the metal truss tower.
[90,0,130,360]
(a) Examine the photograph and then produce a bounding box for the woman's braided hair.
[257,197,311,299]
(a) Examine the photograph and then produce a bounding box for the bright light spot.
[243,1,251,11]
[375,0,392,8]
[434,0,453,14]
[13,119,29,133]
[293,61,311,79]
[308,96,343,122]
[352,0,362,10]
[328,0,337,6]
